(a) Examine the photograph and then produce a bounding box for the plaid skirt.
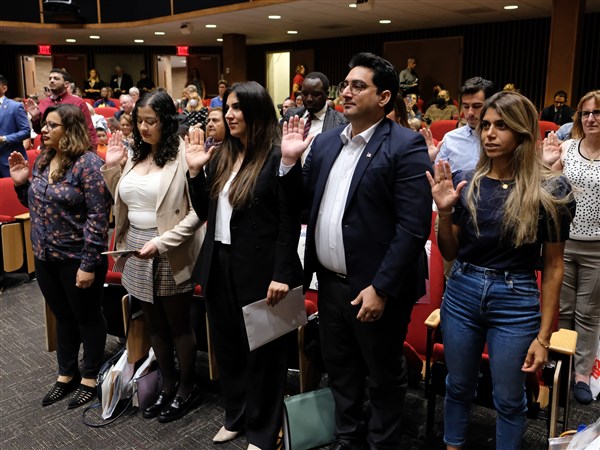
[121,225,194,303]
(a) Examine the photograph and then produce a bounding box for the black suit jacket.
[110,73,134,95]
[188,146,303,305]
[283,106,347,132]
[303,118,432,303]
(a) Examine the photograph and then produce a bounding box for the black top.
[453,170,575,271]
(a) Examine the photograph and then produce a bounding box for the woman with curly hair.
[102,89,205,423]
[428,91,575,449]
[9,104,110,409]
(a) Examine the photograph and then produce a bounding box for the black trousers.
[205,243,288,450]
[35,257,107,379]
[317,269,414,450]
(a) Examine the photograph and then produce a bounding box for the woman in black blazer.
[186,81,303,450]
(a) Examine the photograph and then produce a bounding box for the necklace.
[582,141,600,163]
[498,178,512,189]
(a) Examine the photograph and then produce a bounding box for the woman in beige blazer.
[103,89,205,423]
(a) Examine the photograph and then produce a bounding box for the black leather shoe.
[157,385,200,423]
[143,384,178,419]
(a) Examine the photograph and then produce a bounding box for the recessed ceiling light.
[217,38,223,42]
[134,39,144,43]
[89,35,100,39]
[154,31,166,36]
[504,5,518,10]
[287,30,298,35]
[65,38,76,43]
[349,3,357,8]
[205,24,217,28]
[268,15,281,19]
[379,19,391,24]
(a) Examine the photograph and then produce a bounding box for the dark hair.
[349,52,399,114]
[131,89,179,167]
[554,90,568,100]
[140,69,147,76]
[391,93,409,128]
[95,127,107,133]
[460,77,495,100]
[0,75,7,86]
[38,104,90,180]
[50,68,71,82]
[210,81,280,207]
[304,72,330,92]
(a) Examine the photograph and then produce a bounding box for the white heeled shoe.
[212,426,240,443]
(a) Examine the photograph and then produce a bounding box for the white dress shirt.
[301,104,327,165]
[215,172,237,245]
[316,120,382,274]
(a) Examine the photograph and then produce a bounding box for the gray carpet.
[1,274,598,449]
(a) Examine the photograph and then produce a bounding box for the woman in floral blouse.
[9,104,110,410]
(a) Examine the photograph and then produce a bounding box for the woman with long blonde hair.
[427,91,575,449]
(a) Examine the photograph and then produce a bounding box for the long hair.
[130,89,179,167]
[466,91,571,246]
[571,90,600,139]
[38,104,91,181]
[210,81,280,208]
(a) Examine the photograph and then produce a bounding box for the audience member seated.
[209,80,228,109]
[426,83,444,109]
[95,127,108,161]
[540,90,576,126]
[136,69,155,93]
[106,117,120,135]
[201,107,225,149]
[86,103,108,132]
[93,87,115,108]
[295,93,304,108]
[184,92,208,129]
[119,113,133,149]
[405,93,423,121]
[114,94,134,121]
[423,89,459,124]
[279,97,295,123]
[83,69,105,100]
[128,87,140,105]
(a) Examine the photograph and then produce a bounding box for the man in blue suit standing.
[282,53,432,450]
[0,75,30,177]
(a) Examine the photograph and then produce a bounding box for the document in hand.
[242,286,307,351]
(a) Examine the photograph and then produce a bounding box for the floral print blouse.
[15,151,110,272]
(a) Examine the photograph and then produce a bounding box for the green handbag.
[282,388,336,450]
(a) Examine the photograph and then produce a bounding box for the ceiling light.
[89,35,100,39]
[134,39,144,43]
[287,30,298,35]
[268,15,281,19]
[504,5,518,10]
[217,38,223,42]
[349,3,357,7]
[205,24,217,28]
[379,19,391,24]
[154,31,166,36]
[65,38,76,43]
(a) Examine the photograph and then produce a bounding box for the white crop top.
[118,170,162,229]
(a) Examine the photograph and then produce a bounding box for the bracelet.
[437,207,455,217]
[536,336,550,350]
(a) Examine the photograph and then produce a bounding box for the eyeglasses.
[338,80,376,95]
[580,110,600,120]
[41,121,63,130]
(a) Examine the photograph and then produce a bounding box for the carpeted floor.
[1,274,598,449]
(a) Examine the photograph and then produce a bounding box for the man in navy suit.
[282,53,432,450]
[0,75,30,177]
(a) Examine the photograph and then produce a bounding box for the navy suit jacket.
[303,118,432,303]
[0,98,31,177]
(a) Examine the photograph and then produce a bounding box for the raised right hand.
[541,131,562,167]
[281,115,313,166]
[24,98,40,121]
[185,127,215,178]
[8,151,30,186]
[425,160,467,212]
[105,130,127,168]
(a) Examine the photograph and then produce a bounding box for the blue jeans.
[441,261,541,449]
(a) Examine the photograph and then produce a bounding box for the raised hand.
[24,98,40,121]
[185,127,214,178]
[105,130,127,168]
[281,115,313,166]
[425,160,467,212]
[8,151,30,186]
[541,131,562,167]
[420,127,443,161]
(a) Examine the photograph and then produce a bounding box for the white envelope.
[242,286,307,351]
